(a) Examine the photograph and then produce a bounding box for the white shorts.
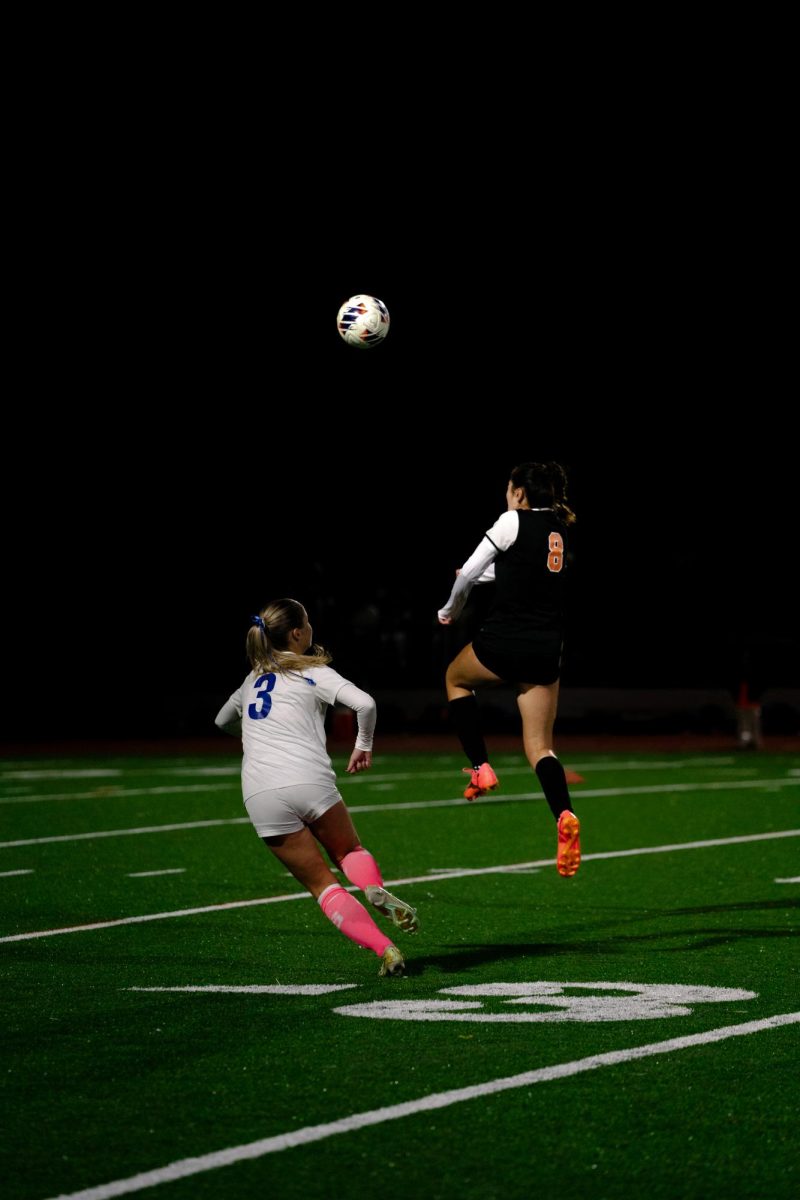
[244,783,343,838]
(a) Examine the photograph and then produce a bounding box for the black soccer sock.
[448,695,489,768]
[535,755,573,822]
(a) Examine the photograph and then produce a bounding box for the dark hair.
[246,598,332,675]
[510,462,576,525]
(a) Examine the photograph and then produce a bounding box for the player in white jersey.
[215,597,418,977]
[438,462,581,877]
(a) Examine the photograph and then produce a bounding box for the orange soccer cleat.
[462,762,499,801]
[557,810,581,877]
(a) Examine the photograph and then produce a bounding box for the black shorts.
[472,631,562,686]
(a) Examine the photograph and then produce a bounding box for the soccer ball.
[336,294,390,349]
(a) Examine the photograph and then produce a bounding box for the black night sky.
[4,188,797,742]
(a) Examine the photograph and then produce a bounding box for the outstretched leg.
[310,803,419,935]
[517,681,580,876]
[263,824,404,974]
[445,643,502,798]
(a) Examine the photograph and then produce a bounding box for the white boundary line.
[2,777,798,848]
[45,1010,800,1200]
[3,827,799,944]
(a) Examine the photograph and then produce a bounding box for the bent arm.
[335,681,377,751]
[438,511,518,622]
[437,538,498,622]
[215,693,242,737]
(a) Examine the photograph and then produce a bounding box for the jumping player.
[438,462,581,877]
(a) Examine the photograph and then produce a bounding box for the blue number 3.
[248,673,277,720]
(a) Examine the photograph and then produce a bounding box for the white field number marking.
[334,981,758,1023]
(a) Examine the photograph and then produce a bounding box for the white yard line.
[2,777,798,848]
[0,893,310,942]
[338,757,739,784]
[128,984,357,995]
[0,817,250,850]
[3,827,799,944]
[347,777,800,813]
[44,1010,800,1200]
[774,876,800,884]
[0,769,123,780]
[0,757,747,801]
[126,869,186,878]
[0,869,33,877]
[0,784,235,806]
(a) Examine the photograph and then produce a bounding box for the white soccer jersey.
[215,666,359,798]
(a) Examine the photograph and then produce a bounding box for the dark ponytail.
[510,461,576,525]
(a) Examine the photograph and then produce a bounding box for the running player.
[215,598,418,975]
[438,462,581,876]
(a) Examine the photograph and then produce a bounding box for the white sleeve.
[438,511,518,621]
[306,666,352,706]
[334,681,377,751]
[483,510,519,553]
[215,686,243,737]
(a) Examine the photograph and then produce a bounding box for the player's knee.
[446,663,470,690]
[329,840,363,869]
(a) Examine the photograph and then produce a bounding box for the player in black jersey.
[437,462,581,876]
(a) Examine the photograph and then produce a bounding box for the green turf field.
[2,750,799,1199]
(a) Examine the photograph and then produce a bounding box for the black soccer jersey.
[437,506,569,683]
[483,508,568,636]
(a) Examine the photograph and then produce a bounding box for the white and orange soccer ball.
[336,294,390,349]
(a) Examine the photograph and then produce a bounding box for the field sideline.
[1,749,798,1199]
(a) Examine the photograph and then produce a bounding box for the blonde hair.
[247,598,332,676]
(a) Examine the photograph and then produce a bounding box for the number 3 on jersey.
[547,532,564,573]
[248,672,276,719]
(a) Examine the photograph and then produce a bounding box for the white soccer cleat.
[365,885,420,934]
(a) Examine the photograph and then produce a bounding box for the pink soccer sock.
[318,884,392,957]
[340,848,383,890]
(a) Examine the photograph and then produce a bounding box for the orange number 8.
[547,532,564,573]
